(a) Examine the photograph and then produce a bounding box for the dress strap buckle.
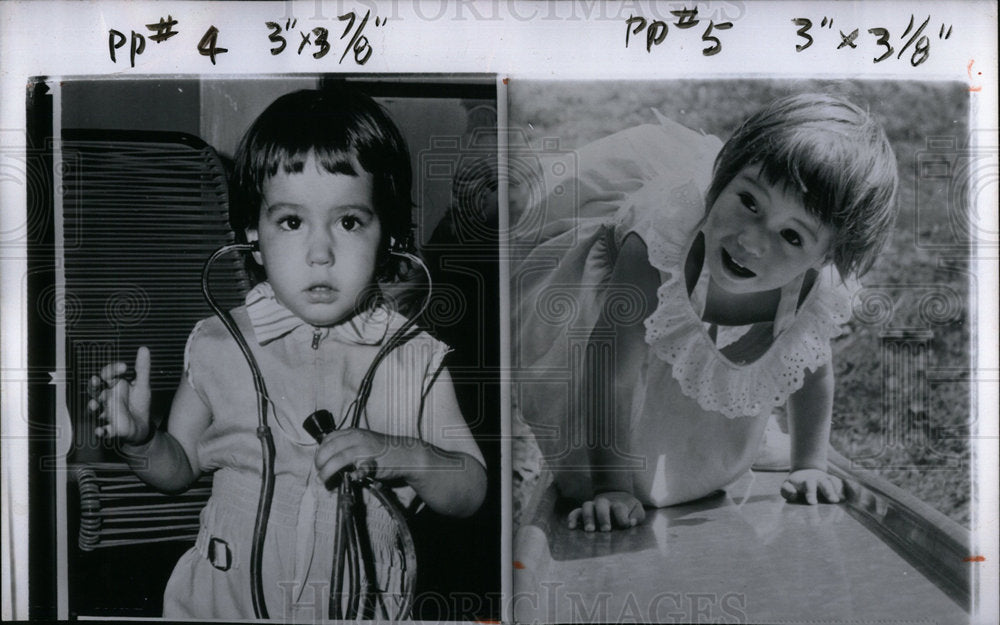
[208,536,232,571]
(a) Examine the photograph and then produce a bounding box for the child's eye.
[339,215,364,231]
[738,191,758,213]
[781,229,802,246]
[278,215,302,231]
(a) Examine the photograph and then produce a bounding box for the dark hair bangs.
[229,87,416,285]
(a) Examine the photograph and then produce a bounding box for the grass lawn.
[510,79,973,526]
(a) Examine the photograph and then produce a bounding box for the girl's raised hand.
[89,346,152,444]
[567,490,645,532]
[780,468,843,505]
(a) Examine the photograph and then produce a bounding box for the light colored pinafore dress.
[162,283,471,620]
[513,115,854,507]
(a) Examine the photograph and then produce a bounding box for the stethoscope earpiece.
[389,231,415,255]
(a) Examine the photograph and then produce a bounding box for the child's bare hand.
[88,347,152,444]
[781,469,843,505]
[314,428,416,485]
[567,490,645,532]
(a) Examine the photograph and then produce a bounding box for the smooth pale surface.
[514,470,967,624]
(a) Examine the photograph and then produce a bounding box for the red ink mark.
[968,59,983,92]
[502,77,509,85]
[513,560,525,569]
[964,555,986,562]
[476,620,501,624]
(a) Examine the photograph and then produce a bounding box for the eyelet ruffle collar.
[641,193,856,419]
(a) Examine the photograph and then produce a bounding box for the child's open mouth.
[721,249,756,278]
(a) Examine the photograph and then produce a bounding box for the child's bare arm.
[90,346,210,494]
[314,368,486,518]
[568,233,657,531]
[133,377,211,493]
[781,359,844,504]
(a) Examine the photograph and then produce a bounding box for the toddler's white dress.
[513,116,854,506]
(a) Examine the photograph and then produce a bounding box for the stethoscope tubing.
[201,243,275,619]
[201,244,430,620]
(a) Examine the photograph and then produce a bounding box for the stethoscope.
[201,242,429,620]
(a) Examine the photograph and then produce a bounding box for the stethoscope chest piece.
[303,409,336,443]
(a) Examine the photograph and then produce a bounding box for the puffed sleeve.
[416,339,486,468]
[512,118,721,250]
[182,319,212,407]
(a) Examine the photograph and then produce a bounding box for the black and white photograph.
[0,2,996,624]
[508,78,980,623]
[19,75,501,621]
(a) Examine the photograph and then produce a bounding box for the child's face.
[704,166,833,295]
[248,154,382,327]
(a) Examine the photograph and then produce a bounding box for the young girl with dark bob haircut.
[91,86,486,618]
